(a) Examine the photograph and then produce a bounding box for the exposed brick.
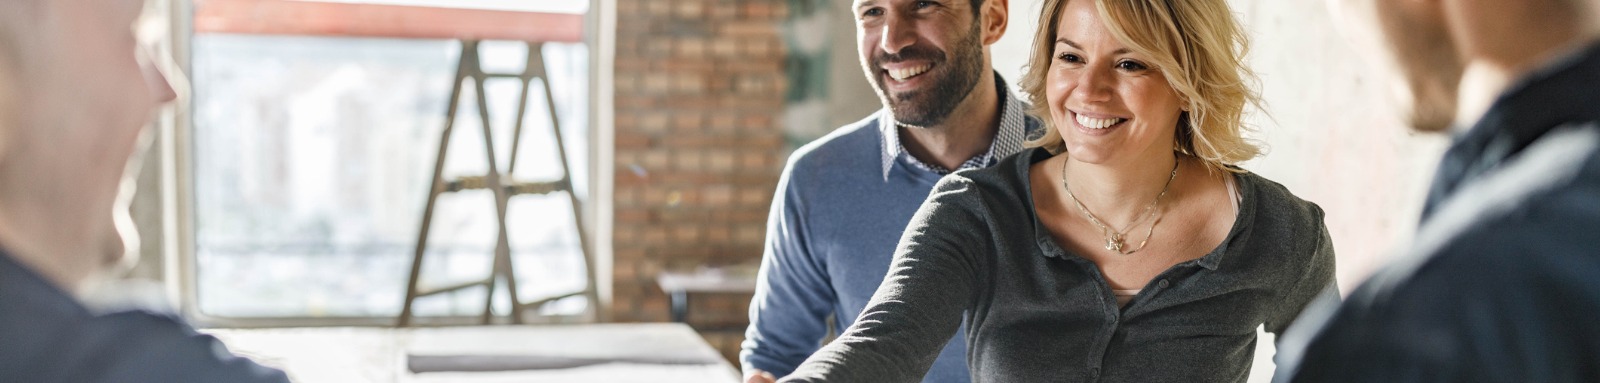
[615,246,647,261]
[734,225,764,245]
[643,226,669,244]
[614,95,654,109]
[706,151,737,172]
[770,1,789,19]
[613,58,650,71]
[710,38,739,57]
[614,258,639,281]
[709,3,739,20]
[734,74,771,94]
[672,151,705,171]
[659,59,717,72]
[674,0,705,19]
[638,259,663,280]
[671,226,702,243]
[644,1,671,17]
[737,187,768,207]
[671,113,704,131]
[614,133,652,150]
[641,73,672,93]
[673,75,706,95]
[709,114,737,131]
[705,224,733,243]
[721,21,777,38]
[712,205,771,223]
[655,208,711,222]
[721,59,785,73]
[741,38,777,57]
[740,114,774,129]
[676,37,707,59]
[743,2,775,20]
[639,150,670,171]
[613,0,786,362]
[703,185,734,205]
[662,135,734,148]
[739,151,768,172]
[644,37,675,57]
[616,208,650,224]
[614,188,641,208]
[639,296,670,321]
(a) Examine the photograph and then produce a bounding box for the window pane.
[192,34,590,318]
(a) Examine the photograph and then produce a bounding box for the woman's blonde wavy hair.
[1021,0,1263,173]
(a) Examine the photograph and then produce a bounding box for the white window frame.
[147,0,615,327]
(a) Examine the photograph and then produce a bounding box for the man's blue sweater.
[741,77,1040,382]
[743,112,968,382]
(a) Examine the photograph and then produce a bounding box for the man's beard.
[868,21,986,127]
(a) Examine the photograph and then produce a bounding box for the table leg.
[670,291,689,323]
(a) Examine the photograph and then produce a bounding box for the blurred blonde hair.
[1021,0,1262,173]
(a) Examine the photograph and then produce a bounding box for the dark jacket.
[0,249,290,383]
[1276,41,1600,382]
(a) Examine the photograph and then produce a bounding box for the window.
[188,1,593,321]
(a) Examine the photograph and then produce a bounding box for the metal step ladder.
[397,40,598,326]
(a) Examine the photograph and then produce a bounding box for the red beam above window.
[194,0,584,42]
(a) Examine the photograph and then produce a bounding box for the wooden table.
[206,323,740,383]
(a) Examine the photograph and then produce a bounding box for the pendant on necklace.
[1104,232,1125,253]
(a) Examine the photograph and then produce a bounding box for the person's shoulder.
[784,112,884,175]
[1413,139,1600,278]
[1285,127,1600,382]
[1237,170,1325,220]
[1235,169,1324,235]
[1309,181,1600,381]
[1351,124,1600,308]
[950,147,1043,190]
[1419,124,1600,268]
[0,271,98,383]
[0,306,288,383]
[83,310,290,383]
[937,147,1047,211]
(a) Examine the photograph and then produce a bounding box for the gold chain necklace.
[1060,159,1179,254]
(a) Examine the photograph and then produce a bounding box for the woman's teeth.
[889,64,932,81]
[1075,114,1125,129]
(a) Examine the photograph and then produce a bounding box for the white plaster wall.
[1230,0,1449,289]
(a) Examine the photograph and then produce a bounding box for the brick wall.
[611,0,789,368]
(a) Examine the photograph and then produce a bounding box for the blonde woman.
[779,0,1335,381]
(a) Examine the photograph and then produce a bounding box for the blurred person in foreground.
[1275,0,1600,381]
[0,0,289,381]
[777,0,1337,381]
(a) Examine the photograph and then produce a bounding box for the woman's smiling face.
[1045,0,1185,165]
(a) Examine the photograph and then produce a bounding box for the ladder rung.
[517,291,585,308]
[507,180,567,196]
[416,279,491,297]
[444,176,568,196]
